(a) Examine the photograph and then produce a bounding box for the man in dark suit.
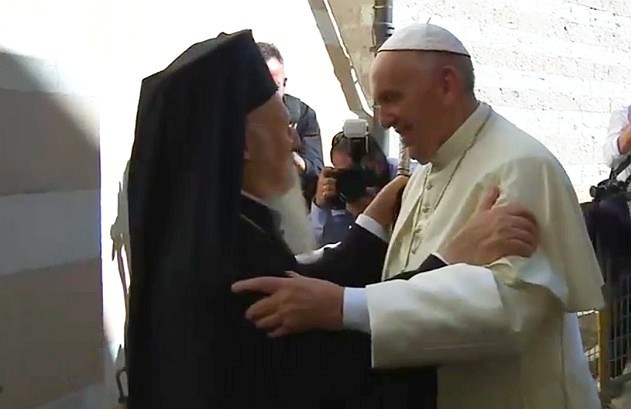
[258,42,324,205]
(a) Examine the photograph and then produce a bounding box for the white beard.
[267,167,318,255]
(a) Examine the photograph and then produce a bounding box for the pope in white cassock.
[233,23,605,409]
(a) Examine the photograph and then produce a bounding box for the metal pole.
[372,0,393,156]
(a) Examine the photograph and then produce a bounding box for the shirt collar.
[432,102,492,170]
[241,190,270,207]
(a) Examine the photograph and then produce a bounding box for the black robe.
[222,195,438,408]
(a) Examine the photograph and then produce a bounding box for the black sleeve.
[387,254,447,281]
[296,106,324,181]
[296,223,387,287]
[297,221,449,286]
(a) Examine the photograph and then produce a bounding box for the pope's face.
[371,51,455,163]
[244,94,294,198]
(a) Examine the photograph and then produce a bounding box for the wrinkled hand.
[231,272,344,337]
[439,187,539,265]
[363,175,409,227]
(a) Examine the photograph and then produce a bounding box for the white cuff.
[356,214,390,243]
[294,242,341,264]
[342,287,371,333]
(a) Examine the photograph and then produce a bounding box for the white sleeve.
[356,214,390,243]
[365,253,554,368]
[603,108,629,168]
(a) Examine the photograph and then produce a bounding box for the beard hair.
[266,162,318,255]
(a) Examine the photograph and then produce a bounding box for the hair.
[454,55,475,94]
[257,42,284,64]
[419,51,475,95]
[330,132,392,189]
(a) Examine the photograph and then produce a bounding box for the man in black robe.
[125,30,539,409]
[125,29,383,409]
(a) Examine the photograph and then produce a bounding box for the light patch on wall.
[0,190,100,277]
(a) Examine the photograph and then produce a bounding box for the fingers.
[245,296,279,321]
[479,186,500,211]
[320,167,336,177]
[245,297,292,337]
[498,204,538,227]
[498,237,537,258]
[231,277,286,294]
[254,312,283,331]
[507,215,539,239]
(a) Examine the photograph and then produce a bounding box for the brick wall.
[395,0,631,200]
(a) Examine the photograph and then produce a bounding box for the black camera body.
[590,156,631,202]
[590,179,630,201]
[328,119,379,210]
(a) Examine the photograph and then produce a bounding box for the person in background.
[258,42,324,205]
[601,103,631,380]
[312,132,392,246]
[603,104,631,213]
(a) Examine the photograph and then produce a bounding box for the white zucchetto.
[378,23,470,57]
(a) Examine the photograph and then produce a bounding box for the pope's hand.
[231,272,344,337]
[440,186,539,265]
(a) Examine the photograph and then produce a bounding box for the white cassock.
[365,102,605,409]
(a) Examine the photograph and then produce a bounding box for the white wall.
[396,0,631,200]
[0,1,105,408]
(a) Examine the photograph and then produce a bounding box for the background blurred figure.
[311,132,393,246]
[258,42,324,206]
[603,104,631,216]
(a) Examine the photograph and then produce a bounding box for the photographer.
[603,104,631,213]
[311,131,392,246]
[600,104,631,380]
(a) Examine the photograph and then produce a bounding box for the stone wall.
[393,0,631,200]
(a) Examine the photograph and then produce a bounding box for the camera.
[590,156,631,202]
[590,179,630,201]
[328,119,382,210]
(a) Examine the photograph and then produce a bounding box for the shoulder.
[486,113,562,167]
[476,113,572,187]
[607,105,630,129]
[285,94,316,115]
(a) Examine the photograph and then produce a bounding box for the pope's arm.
[363,156,604,368]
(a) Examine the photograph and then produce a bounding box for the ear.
[439,66,460,103]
